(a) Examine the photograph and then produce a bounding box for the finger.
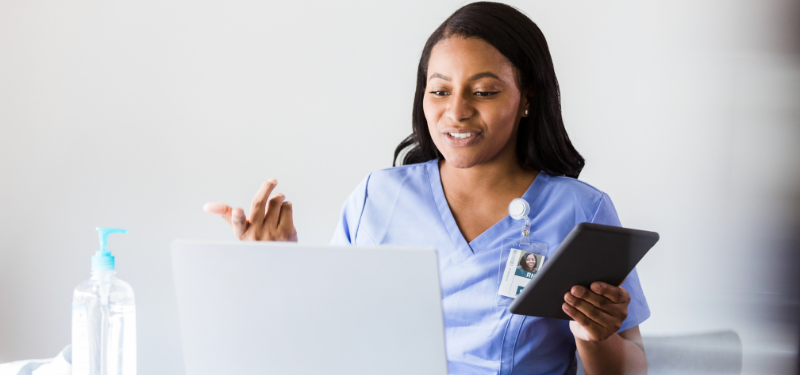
[570,285,613,311]
[263,193,286,229]
[203,202,233,226]
[562,302,604,339]
[564,291,616,329]
[591,282,630,304]
[277,201,295,233]
[249,180,277,227]
[231,208,247,239]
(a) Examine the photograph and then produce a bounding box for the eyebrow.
[428,71,503,82]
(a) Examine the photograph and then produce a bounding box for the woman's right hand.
[203,179,298,242]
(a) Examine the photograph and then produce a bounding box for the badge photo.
[498,244,546,301]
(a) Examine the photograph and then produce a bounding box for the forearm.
[576,332,647,375]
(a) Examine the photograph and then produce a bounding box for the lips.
[441,129,482,147]
[449,132,473,139]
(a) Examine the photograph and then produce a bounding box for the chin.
[442,153,482,169]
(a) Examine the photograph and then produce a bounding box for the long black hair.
[393,1,585,178]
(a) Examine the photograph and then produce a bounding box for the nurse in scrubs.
[204,2,649,374]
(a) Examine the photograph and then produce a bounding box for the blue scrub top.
[331,159,650,375]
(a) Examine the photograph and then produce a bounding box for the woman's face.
[525,254,536,270]
[423,37,528,169]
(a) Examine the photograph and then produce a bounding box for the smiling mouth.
[442,130,482,147]
[448,132,474,139]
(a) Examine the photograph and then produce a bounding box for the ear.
[520,88,532,117]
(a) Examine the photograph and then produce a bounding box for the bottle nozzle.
[93,227,128,272]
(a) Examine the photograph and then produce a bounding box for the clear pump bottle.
[72,228,137,375]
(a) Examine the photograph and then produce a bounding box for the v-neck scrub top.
[331,160,650,375]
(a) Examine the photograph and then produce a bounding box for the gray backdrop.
[1,1,799,374]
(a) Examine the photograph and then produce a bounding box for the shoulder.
[333,161,436,245]
[358,160,434,194]
[340,161,433,212]
[368,161,431,183]
[542,174,607,202]
[537,174,614,222]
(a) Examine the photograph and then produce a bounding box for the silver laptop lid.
[172,241,448,375]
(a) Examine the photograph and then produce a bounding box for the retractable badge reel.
[496,198,548,306]
[508,198,531,244]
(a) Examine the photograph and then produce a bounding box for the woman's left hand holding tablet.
[203,179,298,242]
[562,282,630,342]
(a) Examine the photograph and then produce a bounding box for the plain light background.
[1,1,799,374]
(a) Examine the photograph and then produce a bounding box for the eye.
[475,91,500,97]
[428,90,449,96]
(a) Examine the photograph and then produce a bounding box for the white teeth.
[448,132,473,139]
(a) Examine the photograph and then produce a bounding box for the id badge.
[497,238,547,306]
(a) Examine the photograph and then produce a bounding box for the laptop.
[171,241,448,375]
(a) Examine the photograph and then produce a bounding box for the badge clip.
[508,198,531,245]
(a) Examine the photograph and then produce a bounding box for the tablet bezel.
[507,223,659,320]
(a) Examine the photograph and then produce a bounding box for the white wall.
[1,1,798,374]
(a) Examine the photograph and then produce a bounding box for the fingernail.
[562,304,570,313]
[564,293,574,303]
[573,286,584,297]
[591,283,603,292]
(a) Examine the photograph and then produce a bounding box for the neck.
[91,270,116,278]
[439,147,537,197]
[436,143,539,243]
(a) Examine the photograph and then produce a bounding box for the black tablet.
[508,222,659,320]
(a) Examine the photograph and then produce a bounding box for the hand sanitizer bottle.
[72,228,137,375]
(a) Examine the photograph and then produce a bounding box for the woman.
[519,252,538,273]
[204,2,649,374]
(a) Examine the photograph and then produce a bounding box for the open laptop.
[171,241,448,375]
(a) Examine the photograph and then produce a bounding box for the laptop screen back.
[171,241,448,375]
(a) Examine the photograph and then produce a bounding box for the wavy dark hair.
[393,1,584,178]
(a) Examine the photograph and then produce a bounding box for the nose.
[445,91,475,123]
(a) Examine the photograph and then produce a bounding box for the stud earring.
[524,109,529,116]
